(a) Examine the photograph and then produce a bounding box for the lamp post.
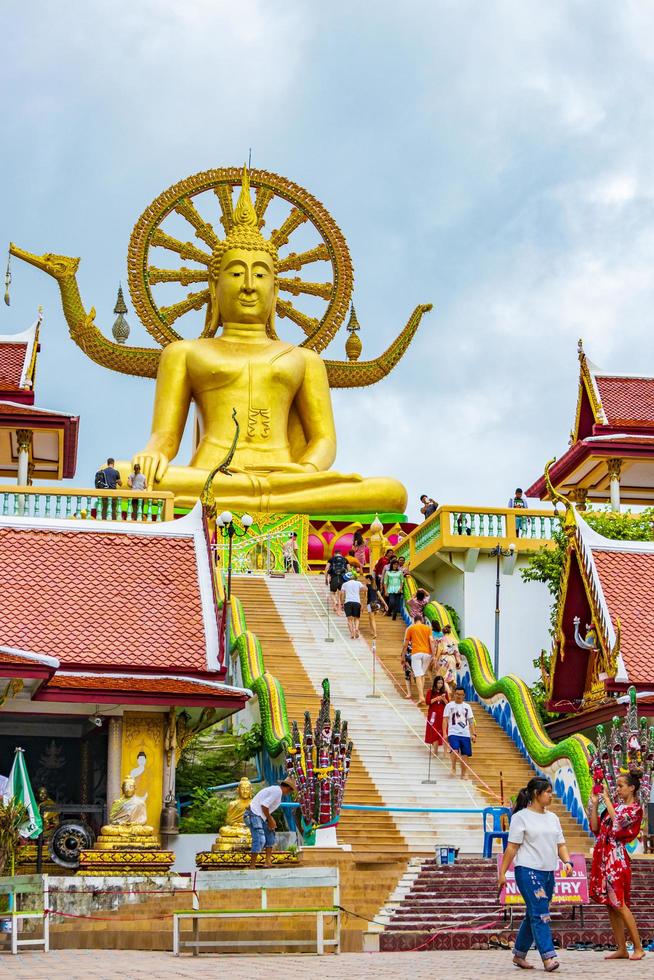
[490,541,515,680]
[216,511,253,673]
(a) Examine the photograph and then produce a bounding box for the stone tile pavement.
[0,949,650,979]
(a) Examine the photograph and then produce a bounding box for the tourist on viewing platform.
[341,572,367,640]
[498,776,573,972]
[96,456,122,520]
[325,550,348,615]
[381,558,404,620]
[442,687,476,778]
[419,494,438,520]
[425,675,449,753]
[406,587,429,622]
[127,463,147,520]
[365,574,387,639]
[402,615,435,705]
[588,771,645,961]
[436,624,461,694]
[374,548,394,589]
[248,777,296,869]
[508,487,529,537]
[352,527,368,570]
[283,531,300,574]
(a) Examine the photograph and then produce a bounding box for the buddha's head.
[237,776,253,801]
[37,786,49,803]
[121,776,136,799]
[207,167,278,335]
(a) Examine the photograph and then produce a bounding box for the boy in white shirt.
[442,686,476,778]
[248,777,296,868]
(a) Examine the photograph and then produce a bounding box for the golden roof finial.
[210,166,278,277]
[544,457,576,536]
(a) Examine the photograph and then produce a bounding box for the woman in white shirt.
[498,777,573,972]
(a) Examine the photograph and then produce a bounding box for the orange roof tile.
[45,674,241,697]
[596,375,654,427]
[592,548,654,685]
[0,524,209,672]
[0,343,28,391]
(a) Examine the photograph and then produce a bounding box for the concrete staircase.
[235,573,491,854]
[364,606,591,853]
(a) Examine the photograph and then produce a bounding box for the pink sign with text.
[497,854,588,906]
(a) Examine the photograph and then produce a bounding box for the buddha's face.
[122,778,136,798]
[238,777,252,800]
[211,248,277,327]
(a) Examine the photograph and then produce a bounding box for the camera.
[88,715,103,728]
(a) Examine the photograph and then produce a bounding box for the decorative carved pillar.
[15,428,32,487]
[606,458,623,513]
[570,487,588,511]
[106,717,123,814]
[80,738,90,806]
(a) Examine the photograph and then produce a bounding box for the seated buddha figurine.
[129,169,407,515]
[212,776,253,852]
[36,786,60,836]
[96,776,158,850]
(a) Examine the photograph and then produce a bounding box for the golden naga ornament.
[10,166,432,514]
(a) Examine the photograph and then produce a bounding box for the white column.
[16,429,32,487]
[607,458,623,513]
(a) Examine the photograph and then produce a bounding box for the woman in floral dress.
[589,771,645,961]
[425,675,449,754]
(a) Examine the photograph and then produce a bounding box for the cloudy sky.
[3,0,654,522]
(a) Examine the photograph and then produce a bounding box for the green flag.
[5,747,43,839]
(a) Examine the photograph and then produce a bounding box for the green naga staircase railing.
[213,567,291,759]
[402,575,594,830]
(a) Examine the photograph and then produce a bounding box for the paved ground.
[0,949,650,979]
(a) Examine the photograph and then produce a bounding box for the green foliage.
[0,798,28,875]
[529,651,560,725]
[521,508,654,635]
[179,789,229,834]
[176,722,262,796]
[444,603,462,637]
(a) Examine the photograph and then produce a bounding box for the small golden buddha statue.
[128,169,407,514]
[36,786,59,836]
[96,776,158,850]
[212,776,253,852]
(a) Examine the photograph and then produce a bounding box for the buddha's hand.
[133,452,169,486]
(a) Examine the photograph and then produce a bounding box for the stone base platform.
[196,850,300,869]
[78,849,175,876]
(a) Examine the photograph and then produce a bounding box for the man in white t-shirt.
[248,777,296,868]
[442,686,476,778]
[340,574,367,639]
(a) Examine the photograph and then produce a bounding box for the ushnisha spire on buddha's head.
[209,166,279,278]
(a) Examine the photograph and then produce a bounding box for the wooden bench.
[173,867,340,956]
[0,873,49,955]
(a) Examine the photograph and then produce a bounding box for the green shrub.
[179,789,229,834]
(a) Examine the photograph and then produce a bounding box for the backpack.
[330,552,347,576]
[94,469,108,490]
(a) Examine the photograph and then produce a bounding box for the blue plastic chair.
[482,806,511,858]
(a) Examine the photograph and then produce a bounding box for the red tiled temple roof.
[44,673,242,697]
[0,343,29,391]
[595,375,654,427]
[592,548,654,686]
[0,524,209,673]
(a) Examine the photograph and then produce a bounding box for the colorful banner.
[497,853,588,906]
[3,747,43,839]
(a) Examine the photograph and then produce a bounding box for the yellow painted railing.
[396,504,559,565]
[0,485,175,523]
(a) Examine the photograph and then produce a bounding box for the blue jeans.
[514,866,556,962]
[249,812,275,854]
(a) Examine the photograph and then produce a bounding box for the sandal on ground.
[543,958,559,973]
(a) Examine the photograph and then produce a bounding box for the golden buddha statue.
[212,776,253,852]
[36,786,60,836]
[96,776,158,850]
[127,170,405,513]
[10,166,432,516]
